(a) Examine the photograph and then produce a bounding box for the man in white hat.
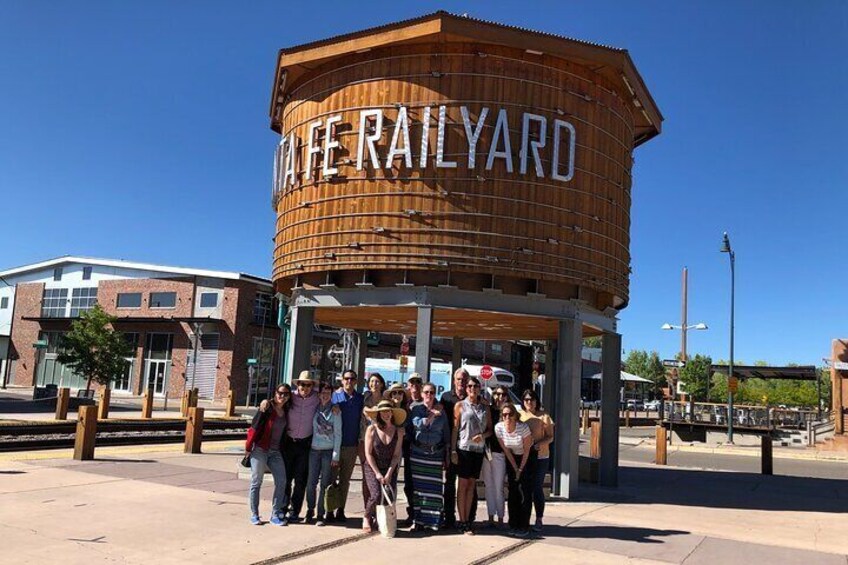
[282,370,320,522]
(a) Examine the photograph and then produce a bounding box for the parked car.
[643,400,661,411]
[580,398,601,409]
[625,399,644,411]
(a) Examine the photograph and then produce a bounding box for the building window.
[69,288,97,317]
[149,292,177,308]
[199,292,218,308]
[0,297,8,309]
[491,343,503,355]
[53,267,63,281]
[82,266,92,280]
[41,288,68,318]
[253,292,274,325]
[117,292,142,308]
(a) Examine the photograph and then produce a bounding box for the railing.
[663,401,821,430]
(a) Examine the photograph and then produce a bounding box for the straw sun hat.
[364,400,407,426]
[294,370,319,386]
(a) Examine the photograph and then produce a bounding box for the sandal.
[362,517,373,533]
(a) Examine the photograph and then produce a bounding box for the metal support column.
[600,331,621,487]
[284,306,314,384]
[551,318,581,499]
[415,306,434,382]
[542,340,555,409]
[451,337,463,377]
[356,330,368,388]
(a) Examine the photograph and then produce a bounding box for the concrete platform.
[1,442,846,564]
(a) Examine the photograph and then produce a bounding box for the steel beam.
[551,319,581,499]
[290,286,617,333]
[599,331,621,487]
[285,306,314,384]
[415,306,434,382]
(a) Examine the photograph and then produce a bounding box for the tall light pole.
[720,232,735,443]
[661,267,708,390]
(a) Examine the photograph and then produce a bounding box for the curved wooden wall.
[273,42,635,309]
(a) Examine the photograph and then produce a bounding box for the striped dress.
[409,404,450,530]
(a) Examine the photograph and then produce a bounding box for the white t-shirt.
[494,421,531,455]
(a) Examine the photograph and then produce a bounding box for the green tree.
[623,350,665,395]
[582,336,603,348]
[678,353,712,401]
[57,305,134,393]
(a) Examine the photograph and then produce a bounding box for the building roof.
[270,10,662,145]
[710,365,819,382]
[588,370,652,383]
[0,256,272,287]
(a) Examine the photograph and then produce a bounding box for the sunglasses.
[523,397,535,402]
[466,384,480,389]
[493,392,505,397]
[502,411,516,418]
[422,390,435,395]
[342,377,356,381]
[276,391,290,396]
[391,391,404,396]
[299,383,314,388]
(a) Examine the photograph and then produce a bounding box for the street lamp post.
[720,232,735,443]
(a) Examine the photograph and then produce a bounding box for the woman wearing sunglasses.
[495,403,535,538]
[481,385,510,528]
[450,376,491,535]
[519,389,554,531]
[245,383,292,526]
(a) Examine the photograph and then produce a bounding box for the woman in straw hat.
[361,400,406,533]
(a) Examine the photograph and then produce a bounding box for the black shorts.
[456,449,484,479]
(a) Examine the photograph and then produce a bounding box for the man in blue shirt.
[330,369,364,523]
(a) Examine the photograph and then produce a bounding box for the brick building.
[0,257,280,403]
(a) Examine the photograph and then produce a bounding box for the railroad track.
[0,418,249,452]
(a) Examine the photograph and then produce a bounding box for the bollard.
[581,408,589,434]
[761,435,773,475]
[225,389,236,418]
[55,387,70,420]
[184,407,204,454]
[190,388,199,409]
[181,390,190,417]
[590,421,601,459]
[656,426,668,465]
[142,390,154,419]
[74,405,98,460]
[98,387,111,420]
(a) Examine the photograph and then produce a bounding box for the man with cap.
[406,373,424,407]
[282,370,320,522]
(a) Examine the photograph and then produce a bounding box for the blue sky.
[1,1,846,365]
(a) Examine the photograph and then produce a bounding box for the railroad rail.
[0,418,249,452]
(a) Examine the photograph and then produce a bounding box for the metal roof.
[280,10,625,55]
[0,256,271,287]
[710,365,819,381]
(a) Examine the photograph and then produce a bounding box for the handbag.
[240,452,252,468]
[376,484,397,539]
[324,481,342,515]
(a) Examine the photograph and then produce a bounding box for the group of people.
[244,367,555,538]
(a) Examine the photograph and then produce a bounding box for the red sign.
[480,365,494,381]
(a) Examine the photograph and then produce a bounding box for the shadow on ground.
[578,465,848,513]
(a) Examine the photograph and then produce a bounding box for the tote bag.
[376,484,397,539]
[324,482,342,515]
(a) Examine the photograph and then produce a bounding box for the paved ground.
[1,441,846,564]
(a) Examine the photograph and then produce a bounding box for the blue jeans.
[249,447,287,518]
[533,457,549,519]
[306,449,335,518]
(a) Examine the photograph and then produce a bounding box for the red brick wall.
[98,277,195,318]
[9,282,45,387]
